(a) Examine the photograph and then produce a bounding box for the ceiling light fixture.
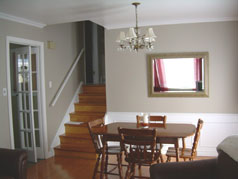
[116,2,156,52]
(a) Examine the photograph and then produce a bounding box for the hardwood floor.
[27,157,95,179]
[27,155,214,179]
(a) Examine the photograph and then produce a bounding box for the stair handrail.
[50,48,84,107]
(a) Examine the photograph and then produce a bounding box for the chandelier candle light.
[116,2,156,52]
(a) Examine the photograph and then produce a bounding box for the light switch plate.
[47,41,55,49]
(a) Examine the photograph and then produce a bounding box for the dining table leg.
[100,142,106,179]
[175,139,180,162]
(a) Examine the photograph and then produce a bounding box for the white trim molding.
[0,12,46,28]
[106,112,238,156]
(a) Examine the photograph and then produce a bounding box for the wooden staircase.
[54,85,106,159]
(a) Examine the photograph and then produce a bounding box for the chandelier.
[116,2,156,52]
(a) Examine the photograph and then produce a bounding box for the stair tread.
[75,102,106,106]
[66,121,83,125]
[83,84,105,87]
[79,93,105,96]
[60,133,91,139]
[70,111,105,116]
[65,122,87,127]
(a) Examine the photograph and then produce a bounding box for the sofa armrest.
[150,159,217,179]
[0,148,27,179]
[216,151,238,179]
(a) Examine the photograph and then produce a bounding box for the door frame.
[6,36,48,159]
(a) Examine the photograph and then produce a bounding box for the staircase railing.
[50,48,84,107]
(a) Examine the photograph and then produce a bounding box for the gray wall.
[105,21,238,113]
[0,19,85,150]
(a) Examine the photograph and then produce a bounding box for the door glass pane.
[34,112,39,129]
[20,83,24,92]
[33,95,38,110]
[25,94,30,110]
[23,73,29,91]
[20,94,25,109]
[19,112,26,129]
[35,130,40,147]
[23,131,27,148]
[32,73,37,91]
[26,113,31,129]
[31,54,36,72]
[18,74,24,86]
[17,55,23,72]
[28,132,32,148]
[23,54,29,72]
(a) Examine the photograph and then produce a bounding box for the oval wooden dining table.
[95,122,196,178]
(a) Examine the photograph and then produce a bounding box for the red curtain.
[194,58,202,81]
[153,60,160,91]
[194,58,202,90]
[154,59,168,91]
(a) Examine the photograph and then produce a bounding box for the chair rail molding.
[106,112,238,156]
[50,48,84,107]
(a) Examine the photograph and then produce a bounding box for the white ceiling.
[0,0,237,29]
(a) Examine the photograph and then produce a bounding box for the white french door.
[11,46,44,162]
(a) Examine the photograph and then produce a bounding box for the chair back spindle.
[87,118,104,153]
[118,128,158,164]
[191,119,203,157]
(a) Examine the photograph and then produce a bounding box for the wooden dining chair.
[136,115,167,163]
[118,127,161,179]
[149,115,167,127]
[136,115,167,127]
[166,119,204,162]
[87,119,122,179]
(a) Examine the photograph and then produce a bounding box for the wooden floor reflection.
[27,155,213,179]
[27,157,95,179]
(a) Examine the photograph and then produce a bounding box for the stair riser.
[54,149,97,160]
[82,86,105,94]
[75,105,106,112]
[60,136,94,149]
[65,125,89,135]
[79,96,106,103]
[60,144,95,152]
[59,139,95,152]
[70,114,105,122]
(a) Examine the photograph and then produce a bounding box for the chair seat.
[97,145,121,155]
[125,151,160,164]
[106,145,121,154]
[166,147,197,158]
